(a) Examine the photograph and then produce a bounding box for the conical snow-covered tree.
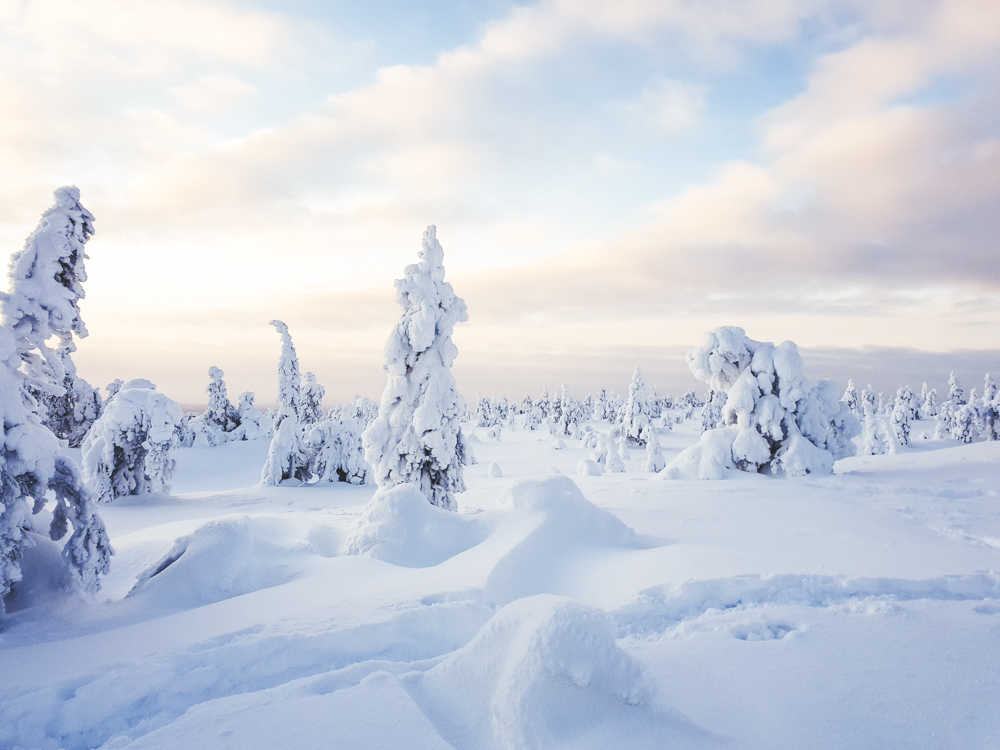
[947,371,966,405]
[622,366,651,447]
[644,428,666,472]
[362,226,469,510]
[261,320,309,485]
[841,379,859,418]
[300,372,325,425]
[889,386,914,448]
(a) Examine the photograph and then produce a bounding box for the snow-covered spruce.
[363,226,469,510]
[260,320,309,485]
[860,399,891,456]
[300,372,325,425]
[81,380,183,503]
[889,386,915,448]
[622,366,652,447]
[670,326,858,478]
[236,392,267,440]
[1,189,111,611]
[3,187,103,446]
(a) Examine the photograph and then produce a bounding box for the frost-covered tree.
[37,350,103,447]
[206,366,240,434]
[1,187,112,611]
[82,380,183,503]
[841,379,859,418]
[303,416,368,484]
[678,326,858,476]
[644,429,666,473]
[890,386,914,448]
[919,383,937,419]
[952,401,979,444]
[236,392,267,440]
[105,378,123,403]
[981,374,999,441]
[363,226,469,510]
[300,372,325,425]
[261,320,309,485]
[860,400,891,456]
[622,366,651,447]
[947,371,966,406]
[700,390,725,433]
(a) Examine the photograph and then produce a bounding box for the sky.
[1,0,998,406]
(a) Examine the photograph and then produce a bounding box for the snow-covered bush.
[261,320,309,485]
[622,367,652,446]
[675,326,858,477]
[82,379,183,503]
[363,226,469,510]
[302,415,367,484]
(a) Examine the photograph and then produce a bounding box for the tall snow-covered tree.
[82,380,183,503]
[622,366,651,447]
[363,225,469,510]
[1,187,111,611]
[261,320,309,485]
[300,372,325,425]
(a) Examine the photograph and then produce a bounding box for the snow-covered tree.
[947,371,966,406]
[303,416,368,484]
[860,400,891,456]
[261,320,309,485]
[952,401,979,444]
[678,327,859,476]
[889,386,914,448]
[919,383,937,419]
[644,429,666,472]
[37,351,103,447]
[82,380,183,503]
[622,366,652,447]
[236,392,267,440]
[206,366,240,433]
[1,187,112,611]
[300,372,325,425]
[981,374,999,441]
[700,390,725,432]
[841,379,859,418]
[363,226,469,510]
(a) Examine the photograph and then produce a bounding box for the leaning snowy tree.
[1,188,112,610]
[82,380,183,503]
[3,186,104,447]
[667,326,859,478]
[363,225,469,510]
[260,320,310,485]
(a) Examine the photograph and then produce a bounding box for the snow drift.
[345,483,487,567]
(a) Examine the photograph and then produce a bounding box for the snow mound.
[405,594,716,749]
[127,517,327,609]
[345,483,487,567]
[488,461,504,478]
[661,426,739,480]
[485,477,649,603]
[577,458,603,476]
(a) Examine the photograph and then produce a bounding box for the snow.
[1,420,1000,748]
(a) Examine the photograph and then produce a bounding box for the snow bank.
[661,425,740,480]
[405,594,716,749]
[345,483,487,567]
[127,517,334,609]
[485,477,647,603]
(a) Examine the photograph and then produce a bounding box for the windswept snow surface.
[1,421,999,749]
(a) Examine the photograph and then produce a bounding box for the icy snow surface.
[1,420,999,749]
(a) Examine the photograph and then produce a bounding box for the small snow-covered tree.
[236,392,267,440]
[889,386,914,448]
[363,226,468,510]
[919,383,937,419]
[261,320,309,485]
[841,379,859,418]
[947,371,966,406]
[622,366,651,447]
[678,326,858,476]
[700,389,725,432]
[82,380,183,503]
[300,372,325,425]
[303,416,368,484]
[206,366,240,434]
[981,374,999,441]
[644,428,666,472]
[952,401,979,444]
[860,400,891,456]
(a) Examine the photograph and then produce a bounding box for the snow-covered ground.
[2,421,999,749]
